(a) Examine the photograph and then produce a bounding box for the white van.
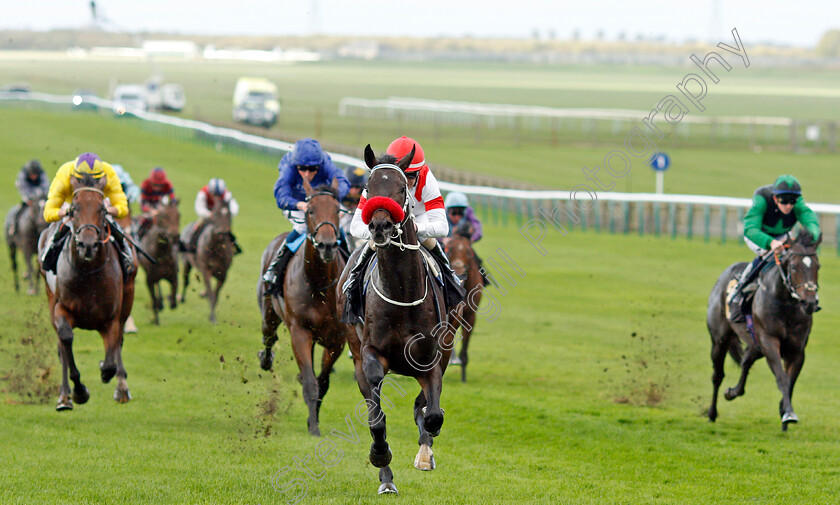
[112,84,148,116]
[233,78,280,117]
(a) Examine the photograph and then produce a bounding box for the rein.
[371,274,429,307]
[304,191,341,248]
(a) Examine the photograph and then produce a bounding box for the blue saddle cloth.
[287,232,307,253]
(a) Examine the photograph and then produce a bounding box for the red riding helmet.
[386,136,425,173]
[150,167,167,183]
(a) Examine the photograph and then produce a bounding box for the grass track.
[1,108,840,503]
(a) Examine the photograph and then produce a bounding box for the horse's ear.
[397,146,415,171]
[302,175,314,196]
[816,232,823,247]
[331,176,339,191]
[364,144,377,169]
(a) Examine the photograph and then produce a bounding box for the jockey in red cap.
[343,136,464,321]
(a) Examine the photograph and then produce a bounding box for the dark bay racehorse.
[337,145,453,495]
[37,175,136,410]
[706,231,820,431]
[5,196,48,294]
[444,222,484,383]
[257,177,352,436]
[138,197,180,325]
[181,197,235,324]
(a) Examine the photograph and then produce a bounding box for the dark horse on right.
[337,145,455,495]
[138,196,181,325]
[444,220,484,382]
[706,231,820,431]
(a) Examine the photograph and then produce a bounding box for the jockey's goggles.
[448,207,465,216]
[296,165,320,173]
[777,195,798,205]
[404,171,418,180]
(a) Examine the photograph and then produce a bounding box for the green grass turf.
[1,107,840,504]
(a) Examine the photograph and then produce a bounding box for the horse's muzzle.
[76,239,100,261]
[317,241,339,263]
[369,219,393,248]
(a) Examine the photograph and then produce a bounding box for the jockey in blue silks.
[262,138,350,296]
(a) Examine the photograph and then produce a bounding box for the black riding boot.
[10,202,27,235]
[428,241,466,309]
[341,244,376,324]
[263,241,294,296]
[228,232,243,255]
[41,224,70,273]
[114,235,135,278]
[727,256,765,322]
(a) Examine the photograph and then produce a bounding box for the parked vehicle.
[145,77,185,111]
[233,97,278,128]
[232,78,280,127]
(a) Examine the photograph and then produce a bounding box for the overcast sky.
[1,0,835,47]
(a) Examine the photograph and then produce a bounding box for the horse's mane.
[377,154,399,166]
[312,183,339,199]
[796,229,819,249]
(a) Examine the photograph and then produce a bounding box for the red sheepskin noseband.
[362,196,406,224]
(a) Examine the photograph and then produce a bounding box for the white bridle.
[368,164,420,252]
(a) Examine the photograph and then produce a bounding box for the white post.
[656,171,664,194]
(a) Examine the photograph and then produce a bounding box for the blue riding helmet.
[208,178,227,196]
[444,191,469,209]
[290,138,326,168]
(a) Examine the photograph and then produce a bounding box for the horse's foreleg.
[708,334,730,422]
[362,348,392,468]
[179,258,191,303]
[147,276,160,325]
[99,319,121,384]
[169,271,178,310]
[785,351,806,402]
[762,338,796,429]
[9,244,19,292]
[25,252,37,295]
[416,367,445,437]
[413,391,436,471]
[315,342,344,420]
[290,326,320,436]
[258,294,281,371]
[458,307,478,383]
[724,344,761,401]
[202,271,216,323]
[54,311,87,410]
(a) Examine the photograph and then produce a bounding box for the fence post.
[720,206,727,243]
[653,202,661,237]
[637,201,644,236]
[669,202,677,239]
[622,201,630,234]
[593,200,601,233]
[836,214,840,257]
[687,204,695,240]
[703,205,711,242]
[608,200,615,233]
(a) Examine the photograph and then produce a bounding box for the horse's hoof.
[448,356,462,366]
[258,349,274,371]
[782,412,798,428]
[124,316,138,334]
[377,482,398,495]
[369,445,392,468]
[724,388,738,401]
[72,385,90,404]
[26,287,36,296]
[99,361,116,383]
[308,423,321,437]
[114,388,131,403]
[414,444,435,471]
[199,291,208,298]
[56,397,73,411]
[178,295,185,304]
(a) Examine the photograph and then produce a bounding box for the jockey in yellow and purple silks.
[41,152,135,275]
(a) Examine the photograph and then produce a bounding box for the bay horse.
[180,197,235,323]
[138,197,180,325]
[337,145,454,495]
[37,175,136,410]
[444,221,484,383]
[5,196,48,294]
[706,231,820,431]
[257,177,351,436]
